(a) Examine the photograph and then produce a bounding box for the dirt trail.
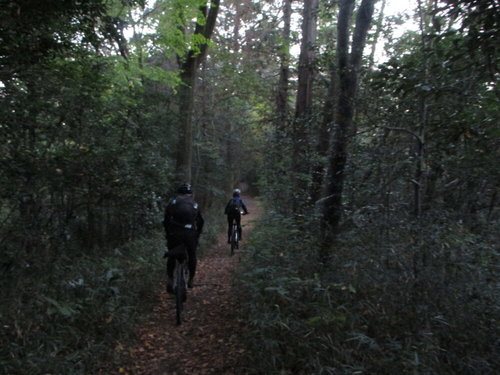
[126,197,261,374]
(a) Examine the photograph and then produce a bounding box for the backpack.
[226,198,242,215]
[170,198,198,229]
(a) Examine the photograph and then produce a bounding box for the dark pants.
[227,214,242,241]
[166,228,198,279]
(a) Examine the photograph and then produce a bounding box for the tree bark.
[322,0,377,245]
[368,0,386,69]
[175,0,220,183]
[233,0,242,53]
[311,55,338,203]
[294,0,318,120]
[276,0,292,132]
[413,0,435,217]
[291,0,319,208]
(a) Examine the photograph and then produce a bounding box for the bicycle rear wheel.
[174,263,187,325]
[230,224,238,255]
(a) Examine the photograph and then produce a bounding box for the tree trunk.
[294,0,318,120]
[174,0,220,183]
[276,0,292,132]
[311,59,337,203]
[175,62,197,183]
[322,0,377,245]
[233,0,241,53]
[413,100,426,217]
[368,0,386,69]
[413,0,435,217]
[291,0,319,208]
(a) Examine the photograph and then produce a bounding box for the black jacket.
[224,197,248,216]
[164,194,204,236]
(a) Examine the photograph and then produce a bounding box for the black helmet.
[233,188,241,197]
[177,183,193,194]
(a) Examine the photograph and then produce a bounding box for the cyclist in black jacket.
[224,189,248,244]
[163,184,204,292]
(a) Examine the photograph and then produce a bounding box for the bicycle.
[229,212,248,256]
[165,244,189,325]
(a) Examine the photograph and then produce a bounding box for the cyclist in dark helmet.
[163,183,204,292]
[224,188,248,244]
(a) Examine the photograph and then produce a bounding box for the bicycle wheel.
[230,224,237,255]
[174,262,186,325]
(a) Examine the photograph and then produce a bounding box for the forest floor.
[124,197,261,374]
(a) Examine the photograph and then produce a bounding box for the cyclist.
[163,183,204,292]
[224,188,248,244]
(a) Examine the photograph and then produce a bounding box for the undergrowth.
[0,203,225,374]
[0,235,164,375]
[237,210,499,374]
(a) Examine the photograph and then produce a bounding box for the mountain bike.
[229,212,248,256]
[166,245,189,325]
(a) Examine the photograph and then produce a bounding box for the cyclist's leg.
[166,256,175,294]
[227,215,234,243]
[183,231,198,288]
[166,257,175,278]
[166,234,182,293]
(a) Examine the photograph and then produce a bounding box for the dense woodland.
[1,0,498,374]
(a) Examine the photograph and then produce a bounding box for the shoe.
[188,276,194,289]
[166,276,174,294]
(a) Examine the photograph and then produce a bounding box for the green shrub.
[0,235,165,374]
[237,210,499,374]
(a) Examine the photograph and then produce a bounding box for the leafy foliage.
[438,0,499,74]
[0,235,164,374]
[1,1,186,372]
[237,210,499,374]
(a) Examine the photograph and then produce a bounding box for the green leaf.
[41,296,78,317]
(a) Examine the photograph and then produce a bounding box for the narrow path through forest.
[126,197,261,374]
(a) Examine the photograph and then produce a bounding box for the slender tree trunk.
[175,62,197,183]
[233,0,241,53]
[294,0,318,120]
[174,0,220,183]
[413,0,435,217]
[311,58,337,203]
[276,0,292,132]
[322,0,377,245]
[292,0,319,208]
[414,100,426,217]
[194,61,215,208]
[368,0,386,69]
